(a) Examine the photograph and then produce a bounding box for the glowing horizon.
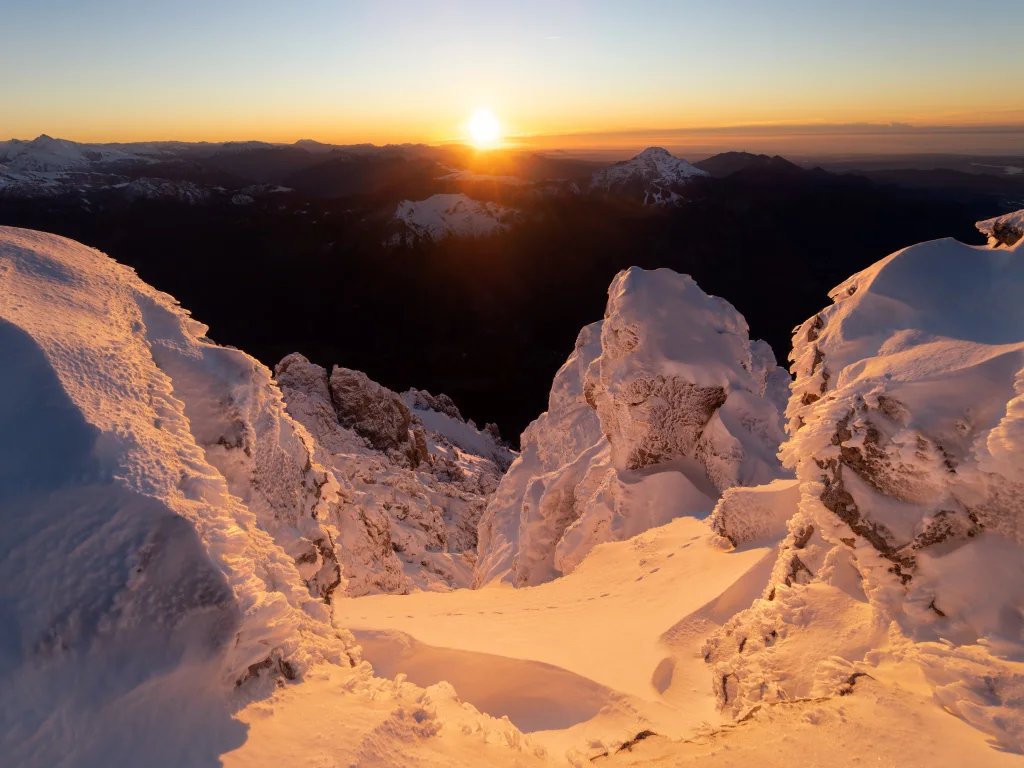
[3,1,1023,153]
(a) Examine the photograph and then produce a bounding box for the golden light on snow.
[468,109,501,147]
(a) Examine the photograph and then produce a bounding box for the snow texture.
[275,354,514,592]
[475,267,790,587]
[703,210,1024,752]
[590,147,708,205]
[0,226,356,764]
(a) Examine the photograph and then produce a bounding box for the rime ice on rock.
[275,354,514,592]
[475,267,791,587]
[703,211,1024,752]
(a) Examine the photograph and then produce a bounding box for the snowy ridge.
[391,193,518,245]
[703,211,1024,751]
[590,147,708,204]
[0,134,154,178]
[475,267,790,587]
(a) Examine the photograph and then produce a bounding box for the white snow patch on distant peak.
[392,193,517,244]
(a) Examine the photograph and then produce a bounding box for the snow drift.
[703,210,1024,751]
[475,267,791,587]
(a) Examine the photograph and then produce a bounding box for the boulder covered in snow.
[474,267,791,587]
[702,211,1024,752]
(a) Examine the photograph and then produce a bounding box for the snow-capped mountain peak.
[590,146,708,204]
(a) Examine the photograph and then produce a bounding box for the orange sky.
[3,1,1023,152]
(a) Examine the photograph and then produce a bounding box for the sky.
[3,0,1024,150]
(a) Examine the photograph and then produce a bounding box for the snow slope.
[475,268,790,587]
[392,193,518,244]
[590,147,708,205]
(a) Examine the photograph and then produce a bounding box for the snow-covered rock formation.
[0,226,541,767]
[390,193,517,245]
[978,208,1024,248]
[275,354,514,591]
[0,226,358,761]
[590,147,708,204]
[703,210,1024,751]
[475,267,791,587]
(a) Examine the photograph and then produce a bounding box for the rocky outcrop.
[275,354,514,591]
[329,366,413,452]
[474,267,791,587]
[977,208,1024,248]
[702,213,1024,751]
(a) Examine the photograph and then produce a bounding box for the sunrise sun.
[468,108,500,147]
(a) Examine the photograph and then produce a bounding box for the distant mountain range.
[2,136,1021,438]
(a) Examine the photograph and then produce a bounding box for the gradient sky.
[4,0,1024,146]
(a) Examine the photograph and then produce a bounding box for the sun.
[468,108,501,147]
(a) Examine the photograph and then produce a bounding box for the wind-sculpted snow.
[0,227,357,763]
[275,354,515,592]
[703,212,1024,752]
[475,267,790,587]
[590,147,708,204]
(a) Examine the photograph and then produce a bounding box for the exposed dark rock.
[329,366,412,451]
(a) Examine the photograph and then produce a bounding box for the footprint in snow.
[666,553,675,558]
[649,567,660,574]
[600,593,610,597]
